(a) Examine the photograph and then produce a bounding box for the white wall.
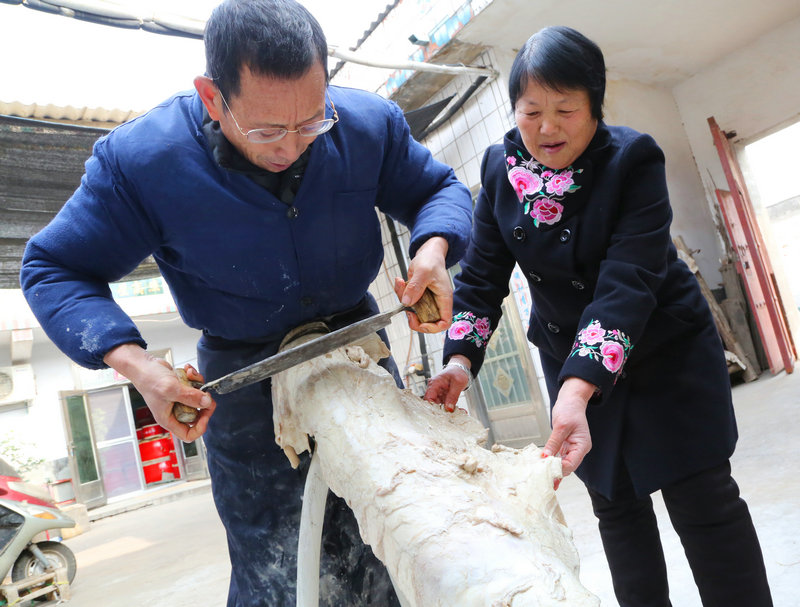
[605,79,721,283]
[674,16,800,189]
[673,15,800,334]
[0,315,201,463]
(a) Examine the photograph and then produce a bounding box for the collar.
[201,107,311,202]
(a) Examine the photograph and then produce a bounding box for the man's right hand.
[103,343,215,442]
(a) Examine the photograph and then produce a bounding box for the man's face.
[217,62,328,172]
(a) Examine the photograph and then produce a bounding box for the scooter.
[0,498,76,606]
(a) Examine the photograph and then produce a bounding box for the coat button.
[287,206,299,219]
[571,280,585,290]
[301,296,313,306]
[528,271,542,283]
[547,322,560,333]
[559,228,571,243]
[513,226,526,241]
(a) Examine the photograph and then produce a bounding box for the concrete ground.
[559,369,800,606]
[76,369,799,606]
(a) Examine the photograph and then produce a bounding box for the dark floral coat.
[444,122,738,499]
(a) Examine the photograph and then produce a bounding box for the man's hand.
[423,354,471,412]
[542,377,596,482]
[395,236,452,333]
[103,343,215,442]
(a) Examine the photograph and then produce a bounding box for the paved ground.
[61,369,799,606]
[561,369,800,606]
[64,489,228,607]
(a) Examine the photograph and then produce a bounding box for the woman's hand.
[103,343,216,442]
[542,377,595,481]
[424,355,471,412]
[396,236,452,333]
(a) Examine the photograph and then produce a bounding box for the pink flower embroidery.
[505,144,583,229]
[531,199,564,225]
[508,167,544,202]
[569,319,633,380]
[448,320,472,340]
[546,171,574,196]
[579,322,605,345]
[474,317,491,338]
[448,312,493,349]
[600,341,625,373]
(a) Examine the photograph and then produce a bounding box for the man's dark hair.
[508,26,606,120]
[204,0,328,98]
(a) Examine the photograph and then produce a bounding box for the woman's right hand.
[424,355,472,412]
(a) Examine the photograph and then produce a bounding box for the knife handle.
[408,288,440,324]
[172,367,202,424]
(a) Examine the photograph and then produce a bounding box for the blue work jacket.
[21,86,472,369]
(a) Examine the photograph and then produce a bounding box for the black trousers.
[587,461,772,607]
[198,296,403,607]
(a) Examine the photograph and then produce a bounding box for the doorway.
[743,120,800,318]
[61,383,209,507]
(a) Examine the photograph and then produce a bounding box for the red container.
[143,458,175,484]
[138,437,173,461]
[136,424,167,440]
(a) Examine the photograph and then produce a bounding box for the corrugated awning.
[0,114,158,288]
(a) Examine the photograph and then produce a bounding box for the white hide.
[272,332,599,607]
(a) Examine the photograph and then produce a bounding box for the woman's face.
[514,80,598,170]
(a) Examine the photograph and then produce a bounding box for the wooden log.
[272,328,599,607]
[720,260,762,373]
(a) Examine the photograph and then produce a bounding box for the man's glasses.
[218,89,339,144]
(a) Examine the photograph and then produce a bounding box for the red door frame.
[708,117,795,375]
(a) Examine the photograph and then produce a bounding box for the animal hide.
[272,329,599,607]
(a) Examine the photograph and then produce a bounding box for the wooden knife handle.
[410,288,440,324]
[172,367,201,424]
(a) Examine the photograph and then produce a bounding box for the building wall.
[0,287,201,466]
[604,80,719,283]
[673,15,800,335]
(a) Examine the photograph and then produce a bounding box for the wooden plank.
[674,236,758,382]
[720,260,763,372]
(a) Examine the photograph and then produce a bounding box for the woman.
[424,26,773,607]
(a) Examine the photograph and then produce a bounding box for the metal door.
[471,295,549,448]
[179,439,209,481]
[708,117,795,374]
[60,392,107,509]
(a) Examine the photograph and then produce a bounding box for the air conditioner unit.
[0,365,36,407]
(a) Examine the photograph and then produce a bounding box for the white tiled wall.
[368,48,550,408]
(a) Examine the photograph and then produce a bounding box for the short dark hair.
[508,26,605,120]
[204,0,329,98]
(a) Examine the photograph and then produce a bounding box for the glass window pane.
[480,311,533,411]
[182,441,198,458]
[66,395,99,483]
[87,388,131,442]
[97,442,142,498]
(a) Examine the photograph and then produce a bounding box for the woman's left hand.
[542,377,596,480]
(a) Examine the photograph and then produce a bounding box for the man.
[20,0,472,604]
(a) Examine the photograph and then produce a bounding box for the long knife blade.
[201,303,406,394]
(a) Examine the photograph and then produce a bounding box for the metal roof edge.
[0,101,140,127]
